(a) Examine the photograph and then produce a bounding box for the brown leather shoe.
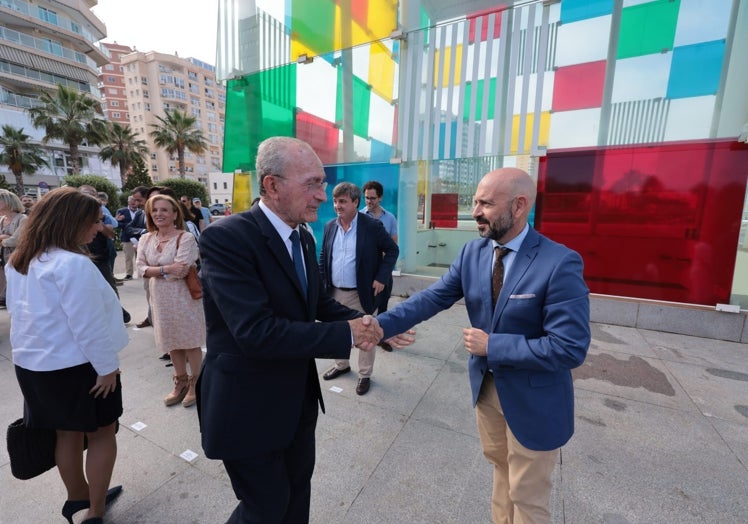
[323,366,351,380]
[355,378,370,395]
[136,318,151,328]
[378,341,393,352]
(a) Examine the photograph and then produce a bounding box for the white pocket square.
[509,293,536,299]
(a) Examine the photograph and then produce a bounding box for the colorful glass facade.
[216,0,748,308]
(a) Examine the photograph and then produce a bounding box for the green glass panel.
[335,67,371,139]
[463,78,497,120]
[222,65,297,172]
[291,0,336,57]
[617,0,680,59]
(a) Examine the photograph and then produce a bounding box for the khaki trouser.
[331,287,376,378]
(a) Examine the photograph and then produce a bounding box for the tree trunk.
[69,141,80,175]
[120,163,128,187]
[12,167,24,196]
[178,147,186,178]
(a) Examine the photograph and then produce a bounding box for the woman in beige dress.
[136,195,205,407]
[0,189,27,307]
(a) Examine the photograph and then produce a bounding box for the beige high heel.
[164,374,189,406]
[182,375,198,407]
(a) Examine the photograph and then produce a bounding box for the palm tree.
[26,84,107,175]
[0,125,49,195]
[99,122,149,187]
[150,109,207,178]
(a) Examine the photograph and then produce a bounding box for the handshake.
[348,315,416,351]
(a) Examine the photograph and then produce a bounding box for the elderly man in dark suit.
[197,137,403,524]
[376,168,590,523]
[319,182,399,395]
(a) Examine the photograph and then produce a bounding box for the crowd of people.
[4,135,590,524]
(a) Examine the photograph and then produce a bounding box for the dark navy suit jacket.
[319,212,399,314]
[197,205,361,459]
[376,227,590,451]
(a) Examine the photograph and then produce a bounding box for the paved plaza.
[1,255,747,523]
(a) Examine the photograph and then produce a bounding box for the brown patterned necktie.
[492,247,511,306]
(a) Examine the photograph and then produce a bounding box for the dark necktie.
[290,230,307,296]
[492,246,511,306]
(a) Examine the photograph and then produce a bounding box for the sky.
[91,0,219,65]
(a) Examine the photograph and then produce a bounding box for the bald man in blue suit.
[376,168,590,523]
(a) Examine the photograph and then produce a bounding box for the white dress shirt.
[6,248,128,375]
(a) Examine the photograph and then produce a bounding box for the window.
[223,182,227,189]
[205,77,213,86]
[152,164,158,171]
[213,183,217,190]
[105,64,115,71]
[141,76,148,85]
[145,102,151,111]
[112,112,121,118]
[174,78,185,89]
[189,82,199,94]
[128,78,133,85]
[150,153,157,159]
[143,90,149,98]
[107,76,116,83]
[110,100,119,107]
[108,88,117,95]
[188,71,198,80]
[38,7,58,25]
[205,88,214,98]
[191,108,201,117]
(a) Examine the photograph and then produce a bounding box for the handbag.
[6,418,57,480]
[176,233,202,300]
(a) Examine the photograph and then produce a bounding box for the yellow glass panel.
[231,172,254,213]
[369,41,395,103]
[367,0,398,39]
[291,39,318,63]
[434,45,463,88]
[510,111,551,154]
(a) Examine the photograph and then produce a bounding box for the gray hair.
[0,189,24,213]
[332,182,361,205]
[256,136,315,196]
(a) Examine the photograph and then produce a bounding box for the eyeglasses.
[364,196,379,201]
[273,175,328,193]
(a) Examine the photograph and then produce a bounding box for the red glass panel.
[552,61,606,112]
[431,193,458,228]
[467,5,507,43]
[351,0,368,27]
[295,110,339,165]
[536,139,748,306]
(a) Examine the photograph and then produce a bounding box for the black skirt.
[15,362,122,433]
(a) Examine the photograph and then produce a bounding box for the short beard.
[478,213,513,242]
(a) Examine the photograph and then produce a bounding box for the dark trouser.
[223,389,318,523]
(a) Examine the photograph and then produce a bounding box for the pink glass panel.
[467,5,506,43]
[552,61,606,112]
[536,139,748,305]
[295,110,339,165]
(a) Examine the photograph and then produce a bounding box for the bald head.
[472,168,536,243]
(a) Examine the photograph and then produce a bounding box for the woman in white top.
[6,187,129,524]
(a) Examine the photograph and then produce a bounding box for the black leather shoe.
[323,366,350,380]
[125,274,133,280]
[136,318,151,328]
[378,341,393,352]
[356,378,370,395]
[61,485,122,524]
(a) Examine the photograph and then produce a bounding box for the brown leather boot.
[182,375,198,407]
[164,374,189,406]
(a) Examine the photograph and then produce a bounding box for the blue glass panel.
[314,162,400,254]
[666,40,725,99]
[371,138,394,162]
[560,0,613,24]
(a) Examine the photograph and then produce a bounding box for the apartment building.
[0,0,119,190]
[119,50,225,184]
[98,42,131,125]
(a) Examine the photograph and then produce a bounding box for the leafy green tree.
[63,174,119,215]
[0,125,49,195]
[27,84,107,175]
[161,177,208,204]
[99,122,148,187]
[150,109,207,178]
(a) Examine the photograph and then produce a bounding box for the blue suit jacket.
[377,227,590,451]
[197,205,362,459]
[116,207,136,242]
[319,212,399,314]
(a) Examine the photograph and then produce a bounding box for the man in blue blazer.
[115,195,138,279]
[319,182,399,395]
[197,137,387,523]
[376,167,590,523]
